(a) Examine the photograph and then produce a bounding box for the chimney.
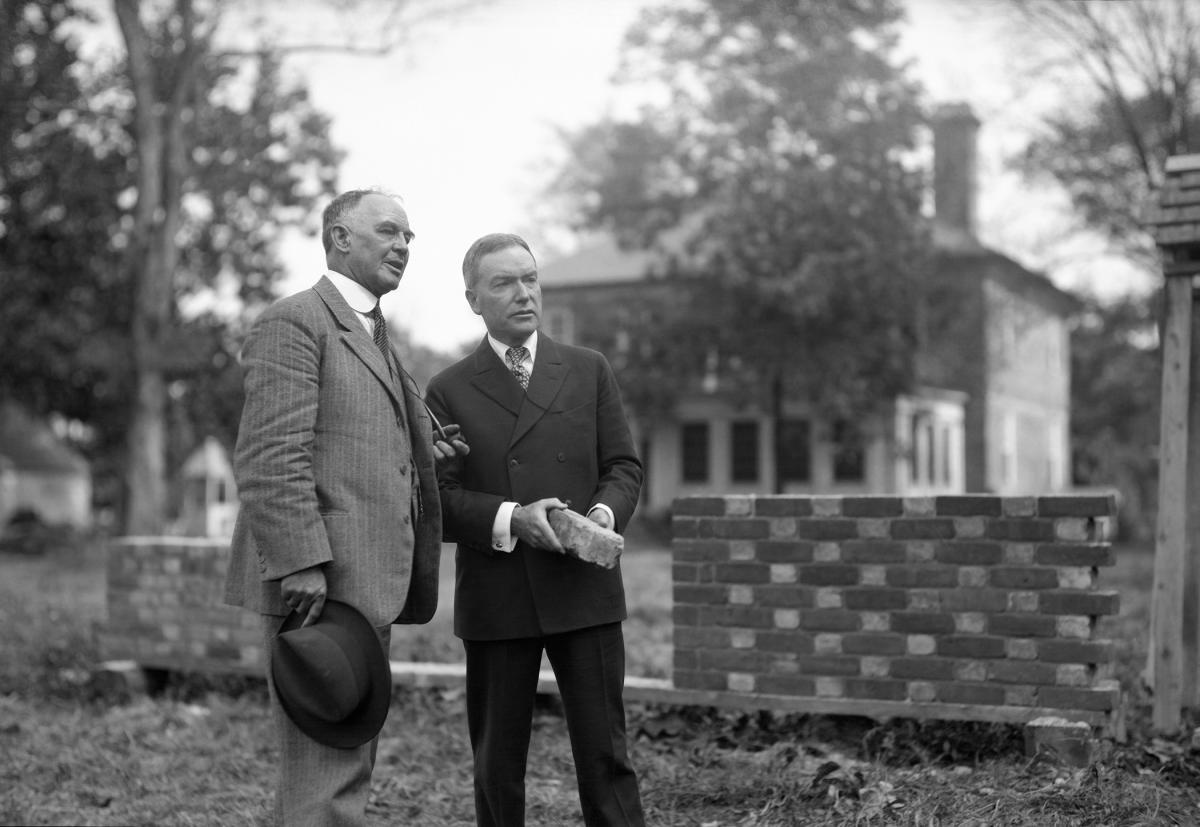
[932,102,980,239]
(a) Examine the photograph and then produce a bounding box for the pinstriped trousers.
[262,615,392,827]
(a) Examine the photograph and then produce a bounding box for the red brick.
[842,497,904,517]
[755,497,815,517]
[1039,590,1120,617]
[989,567,1059,589]
[989,661,1058,685]
[699,518,770,540]
[673,670,727,691]
[935,541,1003,565]
[885,565,959,588]
[985,519,1056,541]
[938,589,1008,612]
[1036,495,1116,518]
[891,658,956,680]
[796,655,861,676]
[673,605,699,627]
[843,588,907,611]
[934,496,1003,516]
[798,609,862,631]
[757,675,817,696]
[674,584,729,605]
[754,586,815,609]
[798,564,859,586]
[1037,639,1116,664]
[672,563,713,584]
[890,519,957,540]
[842,634,906,655]
[937,682,1007,705]
[1039,686,1118,711]
[700,605,777,629]
[673,539,731,563]
[673,517,699,538]
[674,650,698,671]
[715,562,771,584]
[756,631,816,654]
[700,649,768,672]
[1034,543,1115,567]
[675,627,733,649]
[891,612,955,634]
[673,497,732,516]
[988,614,1058,638]
[755,540,815,563]
[936,635,1008,658]
[840,541,906,564]
[845,678,908,701]
[794,519,858,540]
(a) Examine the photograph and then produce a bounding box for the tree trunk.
[115,0,198,534]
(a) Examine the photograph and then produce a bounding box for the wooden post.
[1145,153,1200,731]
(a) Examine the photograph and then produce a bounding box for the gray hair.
[462,233,534,288]
[322,188,402,253]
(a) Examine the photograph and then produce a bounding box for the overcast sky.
[260,0,1151,353]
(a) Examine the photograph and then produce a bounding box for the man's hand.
[280,565,327,627]
[433,423,470,469]
[512,497,568,553]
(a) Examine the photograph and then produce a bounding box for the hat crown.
[275,623,370,722]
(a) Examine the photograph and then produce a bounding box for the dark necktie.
[369,305,390,362]
[505,346,530,390]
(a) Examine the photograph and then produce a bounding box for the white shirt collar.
[487,331,537,367]
[324,269,378,314]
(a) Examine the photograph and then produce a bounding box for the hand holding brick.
[547,508,623,569]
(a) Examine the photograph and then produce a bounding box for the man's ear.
[465,289,482,316]
[330,224,351,252]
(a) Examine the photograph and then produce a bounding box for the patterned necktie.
[369,305,390,362]
[505,346,530,390]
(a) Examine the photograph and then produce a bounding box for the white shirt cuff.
[491,501,519,552]
[587,503,615,530]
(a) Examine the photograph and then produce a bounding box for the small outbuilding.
[0,401,91,529]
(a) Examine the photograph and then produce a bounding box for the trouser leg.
[463,636,544,827]
[546,623,645,827]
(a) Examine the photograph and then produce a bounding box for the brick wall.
[101,537,262,675]
[671,494,1121,727]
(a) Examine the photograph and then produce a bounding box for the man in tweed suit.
[425,233,646,826]
[225,189,457,825]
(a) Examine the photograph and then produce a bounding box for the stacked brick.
[672,495,1121,727]
[102,538,263,675]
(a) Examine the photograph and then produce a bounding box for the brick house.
[538,104,1077,516]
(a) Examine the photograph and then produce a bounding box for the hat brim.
[271,600,392,749]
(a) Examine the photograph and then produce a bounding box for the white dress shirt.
[325,269,382,337]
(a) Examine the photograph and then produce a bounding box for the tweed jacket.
[424,335,643,640]
[224,276,442,627]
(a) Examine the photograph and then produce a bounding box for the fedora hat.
[270,600,392,749]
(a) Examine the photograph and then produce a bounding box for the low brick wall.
[101,537,263,675]
[671,495,1122,728]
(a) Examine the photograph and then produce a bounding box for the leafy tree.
[997,0,1200,531]
[551,0,929,491]
[1001,0,1200,270]
[1070,292,1160,540]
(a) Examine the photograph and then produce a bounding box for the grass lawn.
[2,536,1199,825]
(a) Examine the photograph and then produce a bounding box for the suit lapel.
[468,338,525,417]
[510,336,567,447]
[314,277,404,410]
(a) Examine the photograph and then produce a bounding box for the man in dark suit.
[425,233,646,827]
[225,189,462,826]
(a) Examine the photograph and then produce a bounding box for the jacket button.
[509,458,519,468]
[399,465,408,476]
[557,452,566,462]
